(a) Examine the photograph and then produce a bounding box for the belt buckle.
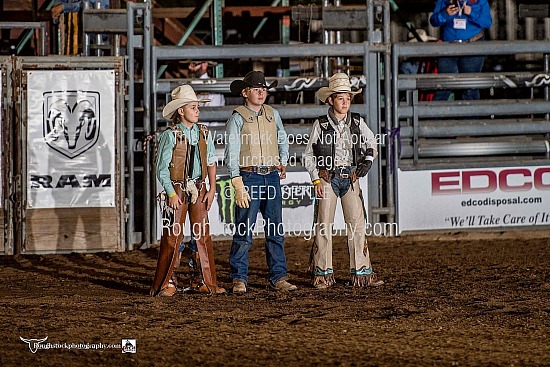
[338,167,349,179]
[257,166,270,175]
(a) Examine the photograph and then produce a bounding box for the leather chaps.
[150,183,222,296]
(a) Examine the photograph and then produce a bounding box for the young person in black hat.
[224,71,297,294]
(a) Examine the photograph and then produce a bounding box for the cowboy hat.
[162,85,210,119]
[229,71,278,95]
[408,29,437,42]
[316,73,362,103]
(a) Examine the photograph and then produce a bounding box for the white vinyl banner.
[398,166,550,233]
[156,170,370,237]
[26,70,116,208]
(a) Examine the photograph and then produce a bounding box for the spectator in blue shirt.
[430,0,493,101]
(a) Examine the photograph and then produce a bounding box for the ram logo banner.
[27,70,116,208]
[43,91,100,159]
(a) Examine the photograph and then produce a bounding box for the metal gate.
[12,56,125,254]
[0,56,14,255]
[392,40,550,233]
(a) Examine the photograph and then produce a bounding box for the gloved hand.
[185,180,199,204]
[231,176,251,208]
[356,159,372,178]
[356,148,375,178]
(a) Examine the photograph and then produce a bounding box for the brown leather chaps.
[150,183,221,296]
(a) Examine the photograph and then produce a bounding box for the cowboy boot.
[189,252,211,294]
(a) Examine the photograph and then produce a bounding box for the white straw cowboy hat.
[162,85,210,119]
[316,73,362,103]
[408,29,437,42]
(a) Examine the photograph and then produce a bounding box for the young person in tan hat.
[303,73,384,289]
[224,70,297,294]
[150,85,225,297]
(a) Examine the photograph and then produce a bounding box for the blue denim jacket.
[430,0,492,42]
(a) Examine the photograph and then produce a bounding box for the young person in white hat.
[224,70,297,294]
[303,73,384,289]
[150,85,225,296]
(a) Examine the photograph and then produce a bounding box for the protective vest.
[234,105,280,167]
[312,112,362,170]
[169,123,208,181]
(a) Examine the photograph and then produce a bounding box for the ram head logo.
[43,91,100,159]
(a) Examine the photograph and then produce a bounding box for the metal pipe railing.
[394,40,550,58]
[398,100,550,119]
[392,38,550,173]
[154,42,386,61]
[400,120,550,138]
[143,2,153,246]
[401,141,550,158]
[397,72,550,90]
[0,22,48,56]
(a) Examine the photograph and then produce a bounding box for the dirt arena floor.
[1,231,549,367]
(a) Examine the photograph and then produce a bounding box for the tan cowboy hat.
[162,85,211,119]
[229,71,278,95]
[316,73,362,103]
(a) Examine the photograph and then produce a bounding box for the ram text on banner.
[397,166,550,233]
[26,70,116,208]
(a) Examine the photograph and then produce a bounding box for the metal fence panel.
[149,42,388,243]
[392,40,550,233]
[0,57,14,255]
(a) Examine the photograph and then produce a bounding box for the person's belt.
[240,166,279,175]
[326,166,354,179]
[452,31,484,43]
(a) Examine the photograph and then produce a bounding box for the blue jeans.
[331,176,352,198]
[229,171,288,285]
[179,238,198,254]
[434,54,485,101]
[329,167,354,197]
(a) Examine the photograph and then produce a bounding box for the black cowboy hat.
[229,71,278,95]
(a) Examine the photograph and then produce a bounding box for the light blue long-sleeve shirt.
[430,0,492,42]
[156,123,216,196]
[224,105,289,178]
